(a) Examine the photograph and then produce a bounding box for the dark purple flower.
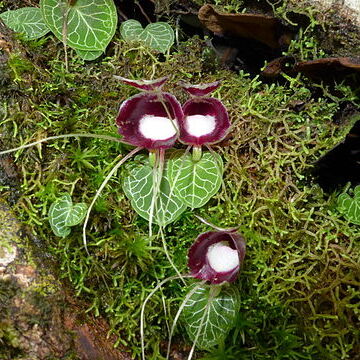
[188,230,246,284]
[178,82,230,146]
[115,77,183,150]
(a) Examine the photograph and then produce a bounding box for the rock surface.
[0,198,131,360]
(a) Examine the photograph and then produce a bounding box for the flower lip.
[114,76,168,91]
[179,97,230,146]
[206,241,239,273]
[116,92,183,150]
[188,230,246,284]
[180,81,220,97]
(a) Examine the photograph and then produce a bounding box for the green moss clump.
[0,2,360,359]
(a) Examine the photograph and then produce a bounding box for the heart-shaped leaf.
[337,185,360,225]
[167,151,223,209]
[48,193,88,237]
[0,7,50,40]
[122,156,187,226]
[120,19,143,42]
[183,285,240,349]
[138,22,174,53]
[120,19,174,53]
[40,0,117,51]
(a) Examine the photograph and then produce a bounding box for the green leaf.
[139,22,174,53]
[48,193,88,237]
[122,156,187,226]
[0,7,50,40]
[183,285,240,349]
[120,19,143,42]
[337,185,360,225]
[75,48,103,60]
[168,152,223,209]
[40,0,117,51]
[120,20,174,53]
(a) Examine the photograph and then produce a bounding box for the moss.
[0,1,360,359]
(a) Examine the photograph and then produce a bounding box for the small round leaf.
[139,22,174,53]
[120,19,143,42]
[337,185,360,225]
[48,193,88,237]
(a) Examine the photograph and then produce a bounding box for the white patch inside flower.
[185,114,216,137]
[206,241,239,273]
[139,115,177,140]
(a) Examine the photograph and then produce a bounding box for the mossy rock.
[0,0,360,359]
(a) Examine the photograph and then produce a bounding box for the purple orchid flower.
[141,225,245,358]
[115,77,183,150]
[179,81,230,148]
[188,230,246,284]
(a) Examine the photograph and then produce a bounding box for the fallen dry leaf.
[198,4,293,49]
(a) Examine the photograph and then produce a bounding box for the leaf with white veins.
[138,22,174,53]
[75,48,103,60]
[40,0,117,51]
[337,185,360,225]
[0,7,50,40]
[120,20,174,53]
[120,19,143,42]
[183,285,240,349]
[168,151,223,209]
[48,193,87,237]
[122,156,187,226]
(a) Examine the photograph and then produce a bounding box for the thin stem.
[116,6,128,21]
[187,291,210,360]
[82,147,142,255]
[0,133,129,156]
[140,274,192,360]
[194,214,239,233]
[62,5,70,72]
[148,149,161,238]
[175,16,180,48]
[159,226,185,285]
[118,47,159,64]
[155,147,190,282]
[135,0,152,24]
[157,148,165,199]
[192,146,202,162]
[166,281,205,360]
[160,284,170,338]
[69,178,80,196]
